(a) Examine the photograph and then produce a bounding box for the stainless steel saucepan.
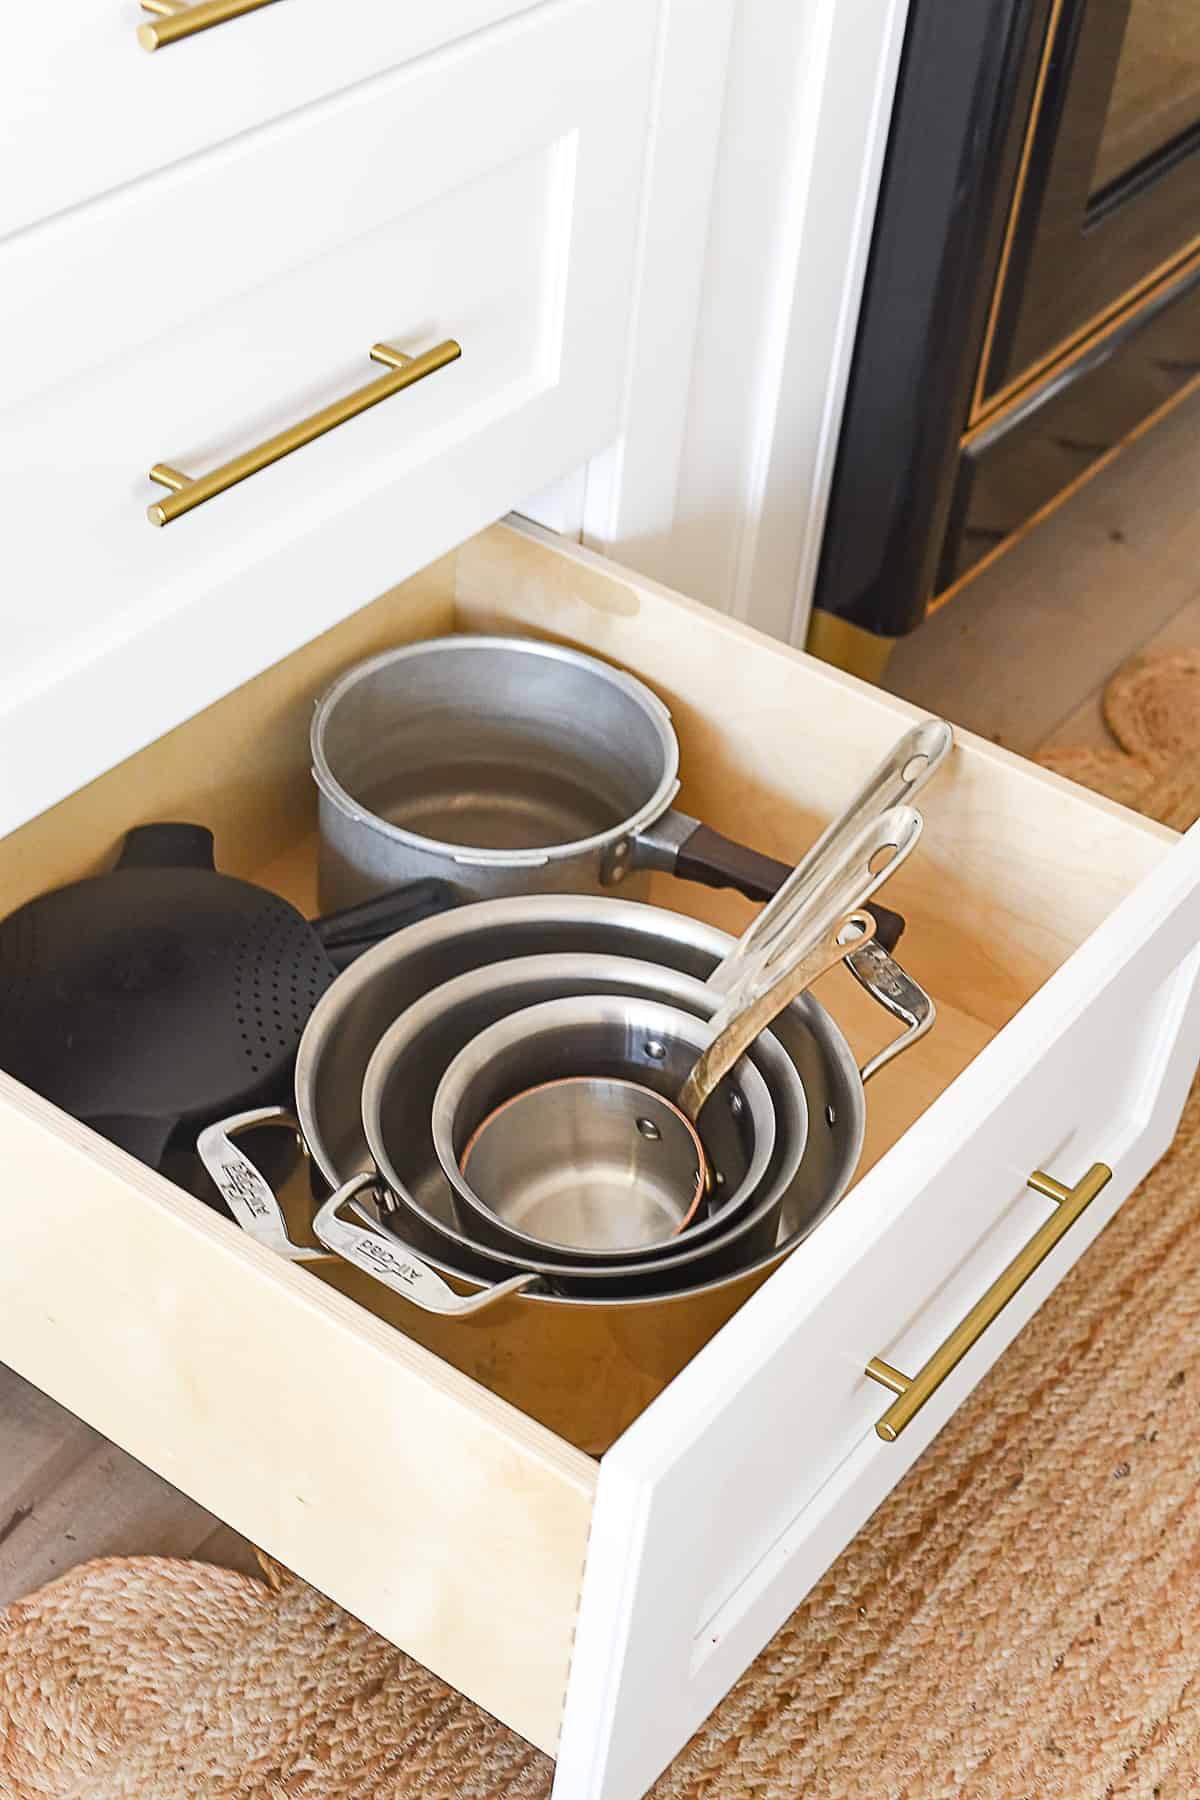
[435,916,866,1260]
[428,893,883,1264]
[340,954,802,1286]
[310,635,950,930]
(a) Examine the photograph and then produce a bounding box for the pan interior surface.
[316,639,673,851]
[462,1078,705,1253]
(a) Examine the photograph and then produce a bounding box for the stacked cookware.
[198,637,951,1452]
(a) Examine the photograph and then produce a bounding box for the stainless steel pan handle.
[708,805,923,1009]
[788,718,951,926]
[718,718,952,978]
[312,1183,540,1316]
[197,1105,329,1263]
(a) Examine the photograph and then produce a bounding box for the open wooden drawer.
[2,521,1199,1798]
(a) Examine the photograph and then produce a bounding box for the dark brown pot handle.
[672,821,905,953]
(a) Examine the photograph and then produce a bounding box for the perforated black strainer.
[0,822,453,1170]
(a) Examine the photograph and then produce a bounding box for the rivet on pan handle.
[865,1163,1112,1440]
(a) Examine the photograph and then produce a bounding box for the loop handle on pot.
[197,1106,330,1263]
[313,1182,541,1316]
[846,940,936,1083]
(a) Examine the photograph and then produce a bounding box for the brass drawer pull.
[866,1161,1112,1441]
[146,339,462,527]
[138,0,282,53]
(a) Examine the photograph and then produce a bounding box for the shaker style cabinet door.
[4,0,540,238]
[0,0,658,838]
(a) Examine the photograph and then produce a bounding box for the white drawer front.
[559,822,1200,1800]
[0,0,655,839]
[4,0,536,239]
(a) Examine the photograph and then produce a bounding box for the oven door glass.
[1092,0,1200,195]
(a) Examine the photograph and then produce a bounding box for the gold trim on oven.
[971,231,1200,435]
[969,0,1068,423]
[932,362,1200,615]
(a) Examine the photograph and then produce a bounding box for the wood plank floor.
[0,1361,260,1605]
[4,387,1200,1611]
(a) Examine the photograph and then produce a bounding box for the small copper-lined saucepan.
[367,971,790,1276]
[460,1076,710,1250]
[434,907,875,1261]
[449,1006,768,1256]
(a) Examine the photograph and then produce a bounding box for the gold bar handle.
[865,1161,1112,1441]
[138,0,282,53]
[146,339,462,527]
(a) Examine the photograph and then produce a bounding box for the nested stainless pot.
[356,958,801,1279]
[431,985,784,1261]
[200,894,933,1453]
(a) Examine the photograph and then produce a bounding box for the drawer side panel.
[0,1086,596,1754]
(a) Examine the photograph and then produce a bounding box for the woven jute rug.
[4,654,1200,1800]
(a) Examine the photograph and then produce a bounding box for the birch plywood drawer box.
[2,523,1200,1799]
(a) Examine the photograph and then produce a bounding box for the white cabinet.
[4,7,1190,1798]
[0,521,1198,1795]
[577,0,911,656]
[0,0,658,836]
[2,0,536,238]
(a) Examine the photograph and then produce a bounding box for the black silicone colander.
[0,822,453,1169]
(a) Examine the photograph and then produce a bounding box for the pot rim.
[293,895,865,1307]
[423,982,779,1263]
[309,634,681,870]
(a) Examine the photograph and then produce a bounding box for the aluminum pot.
[357,956,803,1278]
[310,637,941,928]
[200,895,932,1453]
